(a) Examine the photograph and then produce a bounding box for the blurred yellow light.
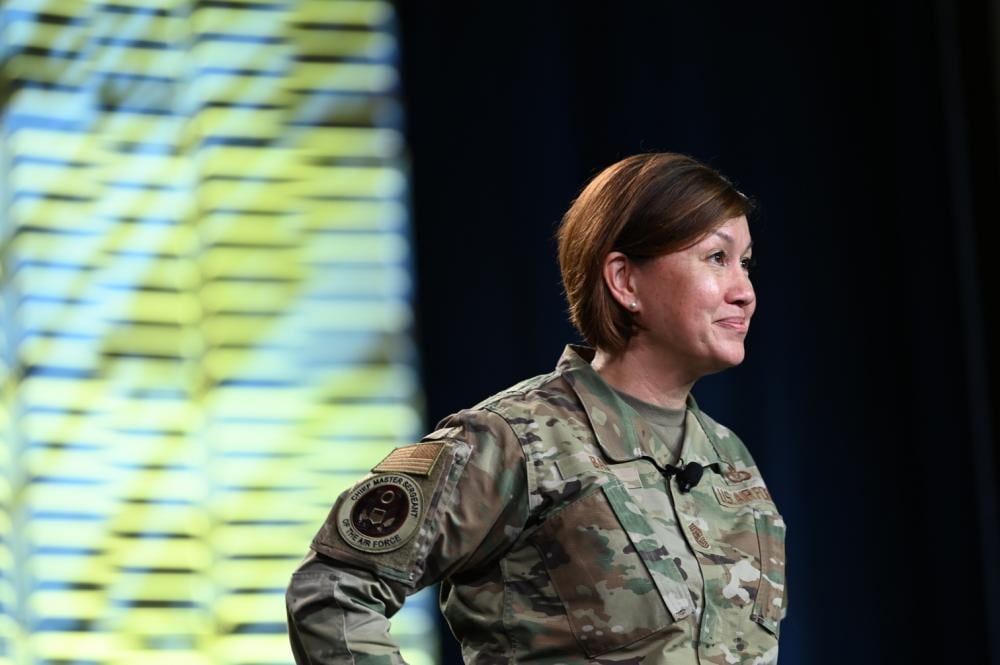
[1,1,434,663]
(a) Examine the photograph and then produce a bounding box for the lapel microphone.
[664,461,722,493]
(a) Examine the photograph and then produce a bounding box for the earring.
[629,301,638,310]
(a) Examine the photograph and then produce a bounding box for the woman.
[286,153,787,664]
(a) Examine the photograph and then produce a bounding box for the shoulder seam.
[470,369,564,411]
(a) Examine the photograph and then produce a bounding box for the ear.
[602,251,640,312]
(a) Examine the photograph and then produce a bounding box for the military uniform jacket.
[286,346,787,664]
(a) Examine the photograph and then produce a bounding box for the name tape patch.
[713,481,773,507]
[337,473,424,553]
[372,442,445,476]
[688,521,712,550]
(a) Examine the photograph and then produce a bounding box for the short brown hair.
[557,152,752,354]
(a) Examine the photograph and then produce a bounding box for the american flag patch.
[372,442,445,476]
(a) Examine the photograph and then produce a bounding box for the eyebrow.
[713,229,754,253]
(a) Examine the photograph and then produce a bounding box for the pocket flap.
[601,483,693,621]
[531,487,683,657]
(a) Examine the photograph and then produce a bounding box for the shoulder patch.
[372,442,445,476]
[310,439,474,584]
[336,473,424,553]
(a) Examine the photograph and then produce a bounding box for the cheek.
[692,279,725,311]
[663,287,717,326]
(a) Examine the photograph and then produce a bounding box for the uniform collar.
[557,345,725,469]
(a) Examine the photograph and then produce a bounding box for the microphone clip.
[663,461,721,493]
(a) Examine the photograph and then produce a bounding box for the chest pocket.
[529,482,693,657]
[750,505,787,636]
[706,483,787,639]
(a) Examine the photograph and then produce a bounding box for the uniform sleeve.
[286,551,408,664]
[285,408,528,663]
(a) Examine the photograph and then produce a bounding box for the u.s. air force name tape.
[337,473,424,553]
[713,479,772,507]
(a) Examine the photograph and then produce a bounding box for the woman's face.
[630,215,756,379]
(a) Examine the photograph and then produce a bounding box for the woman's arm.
[285,408,529,664]
[286,551,409,664]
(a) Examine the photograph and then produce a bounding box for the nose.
[727,266,755,309]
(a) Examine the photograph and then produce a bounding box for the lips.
[714,317,748,332]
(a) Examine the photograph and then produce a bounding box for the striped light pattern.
[0,1,436,664]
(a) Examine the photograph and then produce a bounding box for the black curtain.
[397,2,1000,663]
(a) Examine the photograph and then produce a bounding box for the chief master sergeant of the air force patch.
[310,438,472,582]
[336,473,424,553]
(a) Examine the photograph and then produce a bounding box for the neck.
[591,343,695,410]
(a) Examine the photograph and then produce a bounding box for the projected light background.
[0,1,436,664]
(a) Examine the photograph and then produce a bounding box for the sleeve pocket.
[286,571,351,662]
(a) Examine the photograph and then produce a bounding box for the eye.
[708,250,727,265]
[740,256,756,273]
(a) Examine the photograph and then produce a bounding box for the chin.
[708,347,746,371]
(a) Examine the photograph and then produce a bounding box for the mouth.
[714,317,748,332]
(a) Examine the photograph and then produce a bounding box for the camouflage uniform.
[286,345,787,664]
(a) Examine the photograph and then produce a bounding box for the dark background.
[395,2,1000,664]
